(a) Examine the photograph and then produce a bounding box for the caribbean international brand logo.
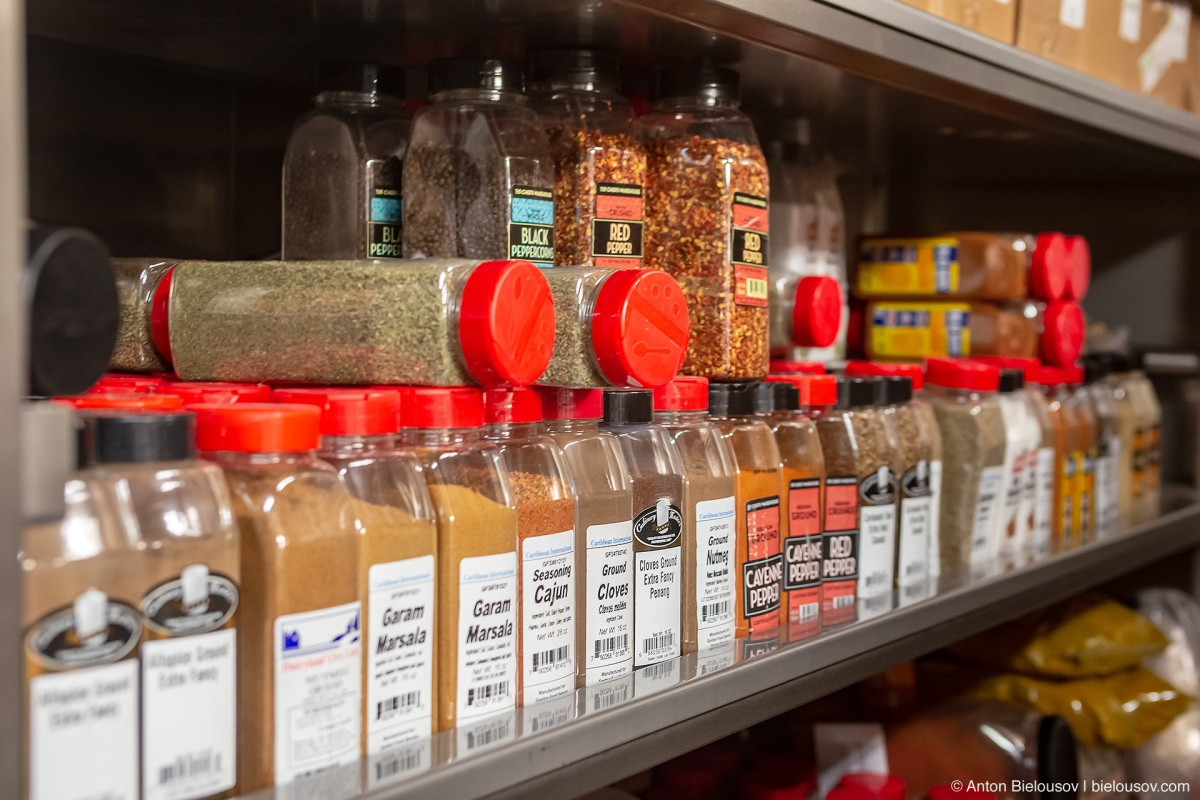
[901,460,931,497]
[141,563,238,635]
[633,497,683,548]
[859,465,898,505]
[27,588,140,669]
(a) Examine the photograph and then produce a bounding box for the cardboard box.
[897,0,1018,43]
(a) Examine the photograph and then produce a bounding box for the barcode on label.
[158,750,220,786]
[467,681,510,708]
[701,600,729,621]
[532,645,570,670]
[375,750,423,780]
[593,683,631,711]
[594,634,628,658]
[833,595,855,609]
[865,574,886,587]
[799,603,819,622]
[465,718,511,751]
[641,631,675,653]
[377,691,420,721]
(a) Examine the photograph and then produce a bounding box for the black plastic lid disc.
[883,376,913,404]
[529,48,619,90]
[429,58,525,95]
[753,381,796,414]
[999,368,1025,393]
[317,62,406,98]
[81,412,196,465]
[838,376,878,409]
[1037,715,1079,792]
[602,389,653,426]
[26,227,119,397]
[655,63,740,102]
[709,381,757,416]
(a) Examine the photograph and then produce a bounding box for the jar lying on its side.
[111,258,176,372]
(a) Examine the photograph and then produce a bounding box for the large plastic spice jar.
[396,387,519,734]
[1113,355,1162,521]
[639,64,770,380]
[21,403,144,800]
[78,411,241,800]
[404,58,556,266]
[193,403,361,791]
[111,258,176,372]
[652,377,737,653]
[529,48,647,268]
[282,63,409,260]
[156,258,555,386]
[924,359,1005,581]
[1038,366,1078,553]
[855,232,1071,301]
[601,390,686,668]
[538,388,634,688]
[272,387,437,754]
[538,266,689,388]
[1064,366,1098,546]
[988,368,1035,571]
[1081,358,1121,540]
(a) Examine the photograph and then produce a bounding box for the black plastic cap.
[26,227,119,397]
[883,376,913,404]
[999,368,1024,393]
[81,412,195,465]
[1037,715,1079,789]
[1108,352,1137,372]
[708,381,757,416]
[654,63,740,103]
[754,381,797,414]
[838,376,878,409]
[429,58,525,95]
[529,48,619,90]
[317,62,406,98]
[1082,356,1108,384]
[603,389,653,426]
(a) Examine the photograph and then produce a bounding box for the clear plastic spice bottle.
[639,64,770,380]
[528,48,647,268]
[538,388,634,689]
[482,388,577,710]
[396,387,519,734]
[537,266,689,388]
[21,403,143,800]
[404,58,556,265]
[1114,355,1162,521]
[1037,366,1077,554]
[79,411,240,800]
[282,63,409,260]
[156,258,555,387]
[1081,358,1121,540]
[112,258,176,372]
[652,377,738,652]
[271,387,438,754]
[754,378,826,638]
[1091,354,1138,524]
[1064,366,1098,546]
[924,358,1006,580]
[772,275,844,356]
[601,390,686,667]
[193,403,361,791]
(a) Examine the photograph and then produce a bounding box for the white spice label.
[857,503,897,598]
[29,660,139,800]
[585,520,634,684]
[1019,447,1039,565]
[273,601,362,784]
[927,459,943,580]
[971,466,1006,579]
[366,555,434,754]
[1034,448,1056,559]
[695,495,736,650]
[634,545,682,666]
[1098,435,1122,538]
[456,553,517,722]
[898,495,931,593]
[997,451,1027,571]
[142,629,237,800]
[1059,0,1086,29]
[520,529,575,705]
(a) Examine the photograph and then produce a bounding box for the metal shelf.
[239,487,1200,800]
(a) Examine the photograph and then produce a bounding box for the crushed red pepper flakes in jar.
[639,64,770,380]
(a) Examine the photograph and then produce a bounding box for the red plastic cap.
[1030,233,1070,302]
[769,360,827,375]
[458,261,555,386]
[845,360,924,391]
[91,374,162,394]
[925,357,999,392]
[592,268,689,388]
[930,786,998,800]
[150,265,175,365]
[1065,235,1091,301]
[840,773,905,800]
[1063,364,1084,384]
[538,387,605,421]
[161,381,272,406]
[1037,365,1067,386]
[652,376,709,411]
[402,386,484,429]
[60,393,184,411]
[272,388,400,436]
[972,356,1041,385]
[804,375,838,406]
[1041,301,1085,367]
[193,403,320,453]
[484,387,543,424]
[791,275,842,347]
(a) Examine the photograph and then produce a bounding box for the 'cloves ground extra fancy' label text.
[367,157,403,259]
[520,530,575,705]
[456,553,517,723]
[591,182,645,268]
[897,461,932,603]
[858,466,898,602]
[822,475,859,626]
[584,521,634,685]
[509,185,555,267]
[695,496,736,650]
[730,192,769,306]
[784,477,822,639]
[633,500,683,667]
[741,495,782,637]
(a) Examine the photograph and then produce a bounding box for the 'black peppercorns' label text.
[509,185,555,267]
[367,157,403,259]
[730,192,769,307]
[591,182,644,268]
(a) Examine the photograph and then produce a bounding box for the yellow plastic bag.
[951,593,1168,678]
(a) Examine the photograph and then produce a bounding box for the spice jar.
[706,382,784,639]
[652,377,738,652]
[272,387,437,754]
[1064,366,1098,545]
[395,387,518,735]
[924,358,1006,580]
[639,64,770,380]
[601,390,686,667]
[1081,358,1121,539]
[1089,353,1138,525]
[404,58,556,265]
[754,378,826,638]
[282,63,409,260]
[538,389,634,690]
[538,266,689,388]
[158,380,272,405]
[1038,366,1078,553]
[528,48,647,268]
[21,403,144,800]
[772,274,844,354]
[481,388,576,709]
[157,258,555,386]
[112,258,176,372]
[988,368,1035,571]
[193,403,361,790]
[79,411,240,800]
[1114,355,1162,521]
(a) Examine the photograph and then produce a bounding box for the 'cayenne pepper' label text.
[783,477,822,639]
[741,496,782,637]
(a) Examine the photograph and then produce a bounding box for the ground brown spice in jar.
[931,400,1006,576]
[111,258,173,373]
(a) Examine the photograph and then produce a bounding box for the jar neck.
[200,450,314,467]
[654,408,708,425]
[315,90,405,113]
[318,433,394,458]
[653,92,739,111]
[431,88,526,105]
[542,417,601,436]
[530,78,620,97]
[398,427,482,448]
[484,421,541,443]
